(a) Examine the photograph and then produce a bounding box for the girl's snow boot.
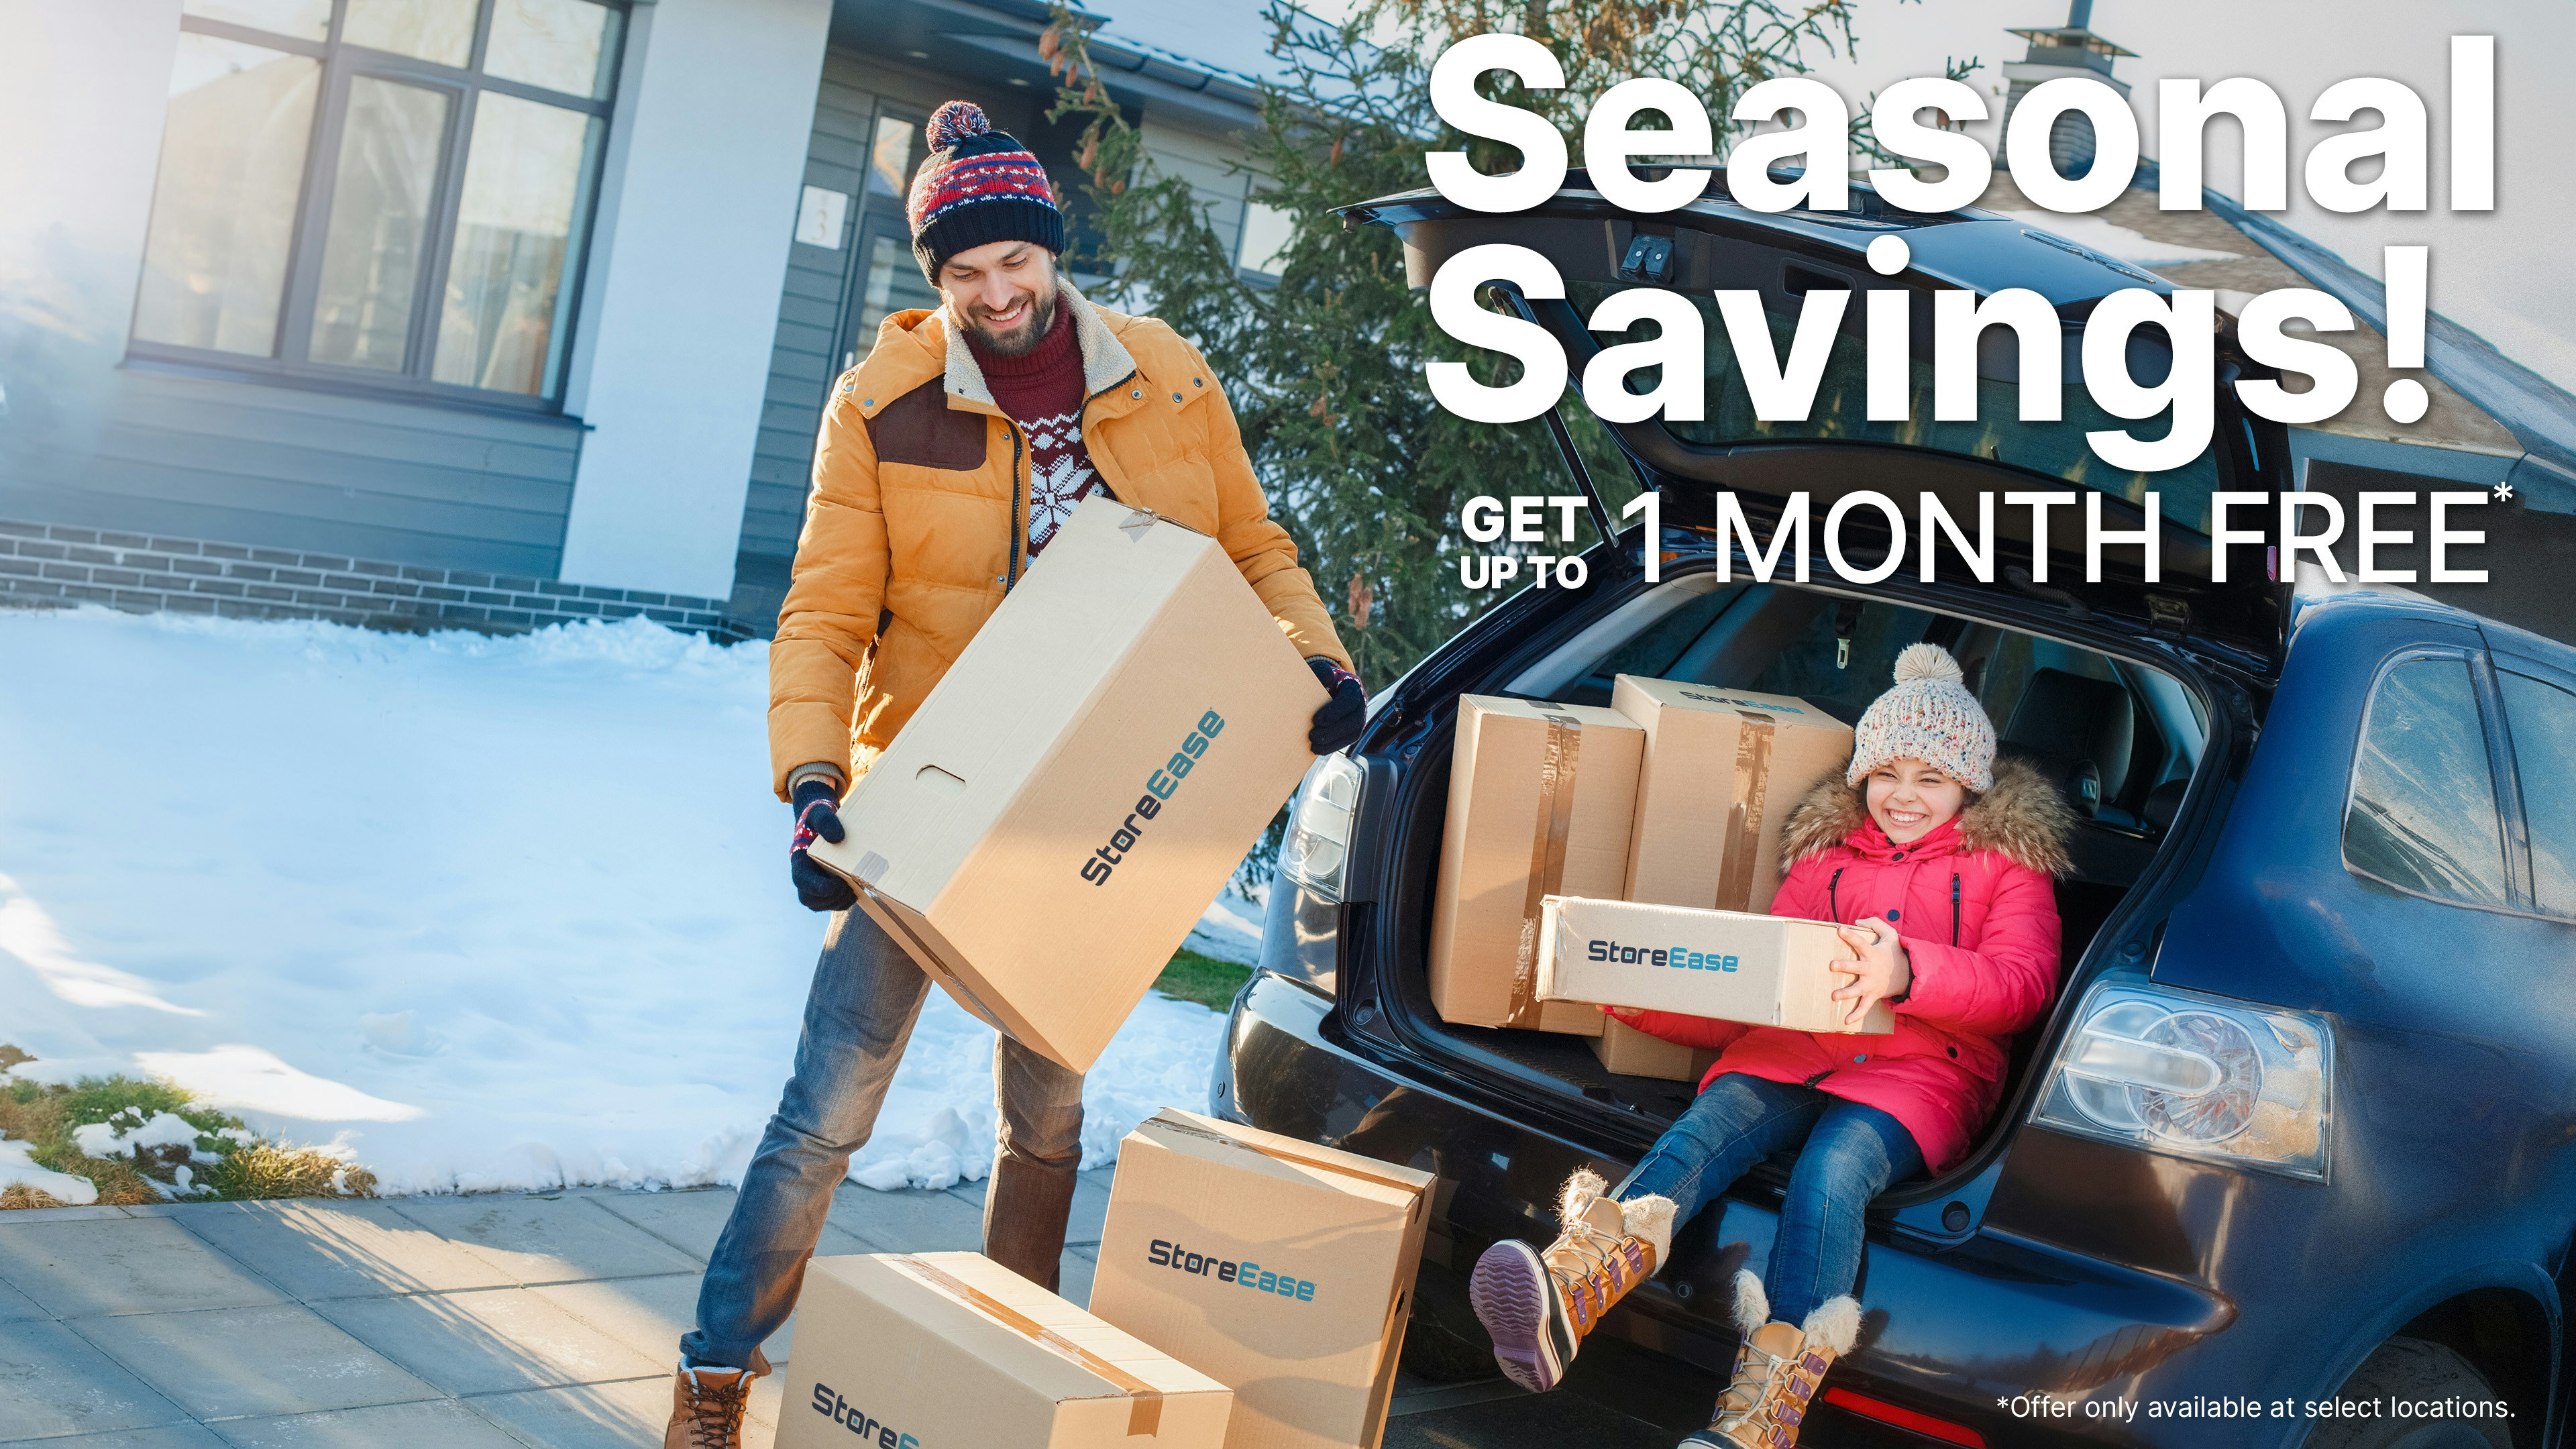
[1683,1271,1860,1449]
[1468,1168,1677,1393]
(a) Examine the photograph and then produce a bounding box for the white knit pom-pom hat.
[1845,643,1997,792]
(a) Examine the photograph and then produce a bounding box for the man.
[665,101,1364,1447]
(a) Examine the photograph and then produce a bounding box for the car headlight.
[2030,981,2333,1182]
[1277,752,1362,902]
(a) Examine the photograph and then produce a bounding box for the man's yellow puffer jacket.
[767,284,1352,797]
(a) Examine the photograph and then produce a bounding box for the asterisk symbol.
[1997,1397,2011,1408]
[2494,481,2516,502]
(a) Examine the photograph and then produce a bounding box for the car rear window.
[1539,582,2197,831]
[1566,280,2222,531]
[1742,601,1937,724]
[2344,657,2511,908]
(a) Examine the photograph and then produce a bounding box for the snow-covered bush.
[0,1045,377,1208]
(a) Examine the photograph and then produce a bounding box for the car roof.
[1544,163,2575,472]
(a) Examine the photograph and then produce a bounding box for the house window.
[129,0,623,406]
[850,112,939,345]
[1238,199,1293,280]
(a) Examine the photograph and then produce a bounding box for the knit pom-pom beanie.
[1845,643,1997,792]
[906,101,1064,282]
[925,100,985,150]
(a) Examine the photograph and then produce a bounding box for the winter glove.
[788,777,859,913]
[1307,657,1366,755]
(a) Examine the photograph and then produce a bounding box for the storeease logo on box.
[809,1381,918,1447]
[1079,709,1224,887]
[1148,1238,1317,1302]
[1587,938,1739,972]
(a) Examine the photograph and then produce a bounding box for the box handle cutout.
[914,764,967,797]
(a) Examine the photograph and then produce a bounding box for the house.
[1998,0,2135,178]
[0,0,1285,639]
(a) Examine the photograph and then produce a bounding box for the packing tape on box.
[888,1254,1165,1436]
[1507,710,1584,1029]
[1118,505,1210,541]
[1152,1117,1427,1199]
[1712,710,1776,914]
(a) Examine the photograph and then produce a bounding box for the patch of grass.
[1153,949,1254,1010]
[207,1140,378,1199]
[0,1044,376,1210]
[56,1075,205,1127]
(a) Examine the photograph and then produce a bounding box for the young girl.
[1468,643,2072,1449]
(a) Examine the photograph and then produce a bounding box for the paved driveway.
[0,1180,1677,1447]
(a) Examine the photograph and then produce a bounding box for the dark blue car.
[1210,172,2576,1448]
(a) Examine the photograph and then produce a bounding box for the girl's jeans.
[1614,1072,1924,1328]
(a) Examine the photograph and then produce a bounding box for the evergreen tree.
[1045,0,1888,688]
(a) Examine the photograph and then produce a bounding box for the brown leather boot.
[663,1362,754,1449]
[1466,1169,1677,1393]
[983,1152,1077,1292]
[1685,1273,1861,1448]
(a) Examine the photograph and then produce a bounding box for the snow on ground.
[0,607,1248,1196]
[0,1136,97,1203]
[1185,882,1267,965]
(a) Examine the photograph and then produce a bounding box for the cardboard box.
[1611,678,1853,914]
[1088,1110,1434,1449]
[1536,896,1896,1036]
[810,497,1326,1073]
[774,1250,1231,1449]
[1428,696,1644,1034]
[1588,1016,1721,1083]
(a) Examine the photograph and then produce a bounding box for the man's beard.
[963,286,1057,358]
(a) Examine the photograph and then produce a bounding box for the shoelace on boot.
[683,1372,751,1448]
[1546,1214,1650,1333]
[1711,1338,1796,1432]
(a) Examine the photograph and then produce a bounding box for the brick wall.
[0,519,751,640]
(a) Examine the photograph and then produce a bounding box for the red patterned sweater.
[970,301,1102,556]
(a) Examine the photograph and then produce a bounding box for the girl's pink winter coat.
[1617,756,2075,1173]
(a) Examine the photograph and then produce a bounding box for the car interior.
[1392,574,2208,1185]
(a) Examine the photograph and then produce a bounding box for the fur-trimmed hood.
[938,278,1135,409]
[1780,753,2074,877]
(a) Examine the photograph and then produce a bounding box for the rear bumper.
[1216,971,2251,1449]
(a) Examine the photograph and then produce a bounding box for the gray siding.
[725,50,1052,633]
[0,366,583,581]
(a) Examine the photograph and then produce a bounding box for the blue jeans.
[680,908,1085,1373]
[1615,1073,1923,1328]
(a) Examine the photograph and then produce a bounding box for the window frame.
[2487,649,2576,924]
[835,102,933,374]
[2338,644,2540,918]
[127,0,627,416]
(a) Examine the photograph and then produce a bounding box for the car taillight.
[2029,980,2334,1182]
[1820,1388,1988,1447]
[1278,752,1363,902]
